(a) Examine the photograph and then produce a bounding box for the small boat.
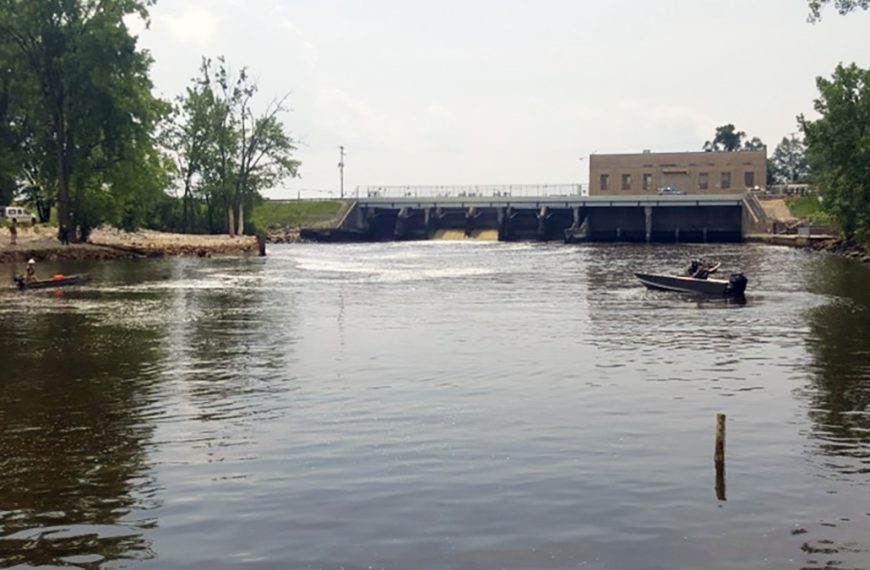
[635,271,747,296]
[14,273,89,290]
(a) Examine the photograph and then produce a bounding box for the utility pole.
[338,146,345,199]
[787,132,799,183]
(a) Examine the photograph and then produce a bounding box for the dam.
[302,188,761,243]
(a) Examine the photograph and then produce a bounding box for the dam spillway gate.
[304,194,754,243]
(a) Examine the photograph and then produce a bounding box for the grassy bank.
[786,196,832,224]
[251,199,344,231]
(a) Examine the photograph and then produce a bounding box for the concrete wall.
[342,203,743,244]
[590,150,766,196]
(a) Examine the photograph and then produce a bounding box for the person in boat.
[25,258,37,282]
[685,258,713,279]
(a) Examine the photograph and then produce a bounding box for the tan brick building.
[589,149,766,196]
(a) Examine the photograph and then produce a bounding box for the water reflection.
[804,256,870,476]
[3,246,870,568]
[0,304,161,566]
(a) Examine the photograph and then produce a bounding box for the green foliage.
[703,124,747,152]
[0,0,168,240]
[250,200,343,231]
[786,196,832,223]
[808,0,870,21]
[770,136,810,183]
[160,57,301,235]
[801,63,870,239]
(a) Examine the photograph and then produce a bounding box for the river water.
[1,242,869,569]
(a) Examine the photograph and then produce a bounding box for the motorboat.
[635,271,747,296]
[14,273,89,290]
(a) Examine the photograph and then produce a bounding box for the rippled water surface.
[1,242,870,569]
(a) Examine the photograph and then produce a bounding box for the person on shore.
[25,258,37,282]
[9,219,17,246]
[59,224,70,245]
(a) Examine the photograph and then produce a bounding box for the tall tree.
[170,57,300,235]
[808,0,870,20]
[0,0,166,240]
[801,63,870,239]
[769,135,809,184]
[161,64,217,232]
[703,124,746,152]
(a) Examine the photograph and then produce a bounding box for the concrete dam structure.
[302,193,759,243]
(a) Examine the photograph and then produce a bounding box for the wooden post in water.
[257,233,267,257]
[715,413,726,501]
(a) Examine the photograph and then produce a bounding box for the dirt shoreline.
[0,226,258,264]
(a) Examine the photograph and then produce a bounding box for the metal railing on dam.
[355,183,585,199]
[355,193,745,210]
[304,192,751,244]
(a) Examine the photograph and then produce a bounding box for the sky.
[131,0,870,199]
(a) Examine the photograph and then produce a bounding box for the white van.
[1,206,37,225]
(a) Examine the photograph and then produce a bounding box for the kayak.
[14,274,89,290]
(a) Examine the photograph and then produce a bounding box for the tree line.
[697,1,870,240]
[0,0,298,241]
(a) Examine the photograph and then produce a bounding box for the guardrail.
[355,184,586,199]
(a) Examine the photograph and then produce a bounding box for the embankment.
[0,226,257,263]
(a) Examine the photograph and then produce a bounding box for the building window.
[699,172,709,190]
[621,174,632,191]
[744,171,755,188]
[721,171,731,190]
[600,174,609,191]
[642,173,652,191]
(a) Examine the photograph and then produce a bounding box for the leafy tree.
[801,63,870,239]
[743,136,766,151]
[703,124,746,151]
[0,0,167,241]
[167,57,300,235]
[769,135,809,184]
[808,0,870,21]
[161,62,217,232]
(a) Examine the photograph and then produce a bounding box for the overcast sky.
[133,0,869,199]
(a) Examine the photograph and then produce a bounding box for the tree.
[0,0,167,240]
[161,63,217,232]
[808,0,870,21]
[801,63,870,239]
[703,124,746,151]
[168,57,300,235]
[769,135,809,184]
[743,136,766,151]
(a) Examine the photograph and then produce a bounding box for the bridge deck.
[356,194,745,210]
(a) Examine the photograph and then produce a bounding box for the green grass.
[786,196,832,223]
[251,199,345,231]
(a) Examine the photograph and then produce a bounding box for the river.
[1,242,869,569]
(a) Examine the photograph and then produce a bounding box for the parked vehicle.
[1,206,37,225]
[657,186,685,195]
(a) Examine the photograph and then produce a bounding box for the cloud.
[160,5,220,45]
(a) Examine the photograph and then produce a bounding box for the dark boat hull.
[635,272,747,296]
[15,274,89,290]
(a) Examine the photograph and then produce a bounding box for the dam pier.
[303,189,761,243]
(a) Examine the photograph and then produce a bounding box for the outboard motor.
[726,273,748,295]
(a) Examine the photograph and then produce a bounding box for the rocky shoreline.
[808,238,870,263]
[1,226,258,264]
